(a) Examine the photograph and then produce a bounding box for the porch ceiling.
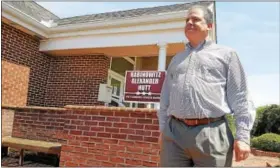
[43,42,185,57]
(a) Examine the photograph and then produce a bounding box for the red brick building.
[2,1,216,108]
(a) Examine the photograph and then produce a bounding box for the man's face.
[184,8,212,41]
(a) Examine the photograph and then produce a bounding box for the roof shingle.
[3,1,59,22]
[56,1,212,26]
[3,1,213,27]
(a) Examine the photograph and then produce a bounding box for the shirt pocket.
[195,61,226,83]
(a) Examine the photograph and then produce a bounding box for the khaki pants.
[160,116,234,167]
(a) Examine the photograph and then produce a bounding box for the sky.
[37,2,280,107]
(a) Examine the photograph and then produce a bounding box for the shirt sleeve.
[157,66,172,132]
[226,50,256,145]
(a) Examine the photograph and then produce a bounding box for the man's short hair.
[187,5,213,24]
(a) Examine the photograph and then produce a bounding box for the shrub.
[252,104,280,137]
[225,114,236,137]
[226,104,280,138]
[251,133,280,152]
[251,105,268,137]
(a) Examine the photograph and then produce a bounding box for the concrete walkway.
[232,154,280,167]
[2,152,280,167]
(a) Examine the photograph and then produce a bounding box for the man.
[157,4,256,167]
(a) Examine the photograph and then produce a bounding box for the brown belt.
[171,115,225,126]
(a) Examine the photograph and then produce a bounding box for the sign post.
[124,71,166,103]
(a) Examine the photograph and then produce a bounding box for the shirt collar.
[185,39,213,50]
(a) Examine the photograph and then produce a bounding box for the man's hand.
[234,140,251,162]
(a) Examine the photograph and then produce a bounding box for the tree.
[251,104,280,137]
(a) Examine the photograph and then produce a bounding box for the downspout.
[214,1,218,44]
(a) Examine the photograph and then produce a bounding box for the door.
[108,70,138,108]
[108,70,125,107]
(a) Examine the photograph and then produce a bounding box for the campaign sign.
[124,71,166,103]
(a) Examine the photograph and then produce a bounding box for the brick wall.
[251,148,280,158]
[2,22,110,107]
[10,106,68,144]
[44,55,110,107]
[1,22,51,106]
[3,105,160,167]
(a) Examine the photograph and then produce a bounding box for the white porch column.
[150,42,168,109]
[157,42,168,71]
